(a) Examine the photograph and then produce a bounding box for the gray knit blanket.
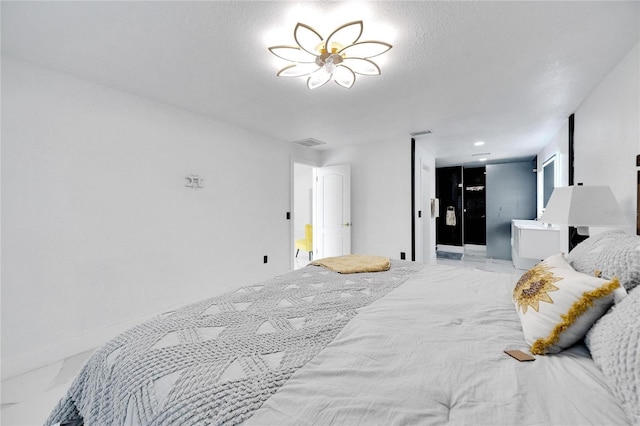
[586,286,640,425]
[567,229,640,291]
[46,260,423,425]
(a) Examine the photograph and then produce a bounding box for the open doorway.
[293,162,314,270]
[292,161,352,270]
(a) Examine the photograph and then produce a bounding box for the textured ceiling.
[2,1,639,166]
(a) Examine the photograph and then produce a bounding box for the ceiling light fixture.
[268,21,392,89]
[474,141,485,146]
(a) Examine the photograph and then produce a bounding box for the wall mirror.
[542,155,556,208]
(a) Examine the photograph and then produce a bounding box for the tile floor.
[293,249,313,270]
[2,249,523,426]
[431,250,522,280]
[2,349,95,425]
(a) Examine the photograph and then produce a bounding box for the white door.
[314,164,351,259]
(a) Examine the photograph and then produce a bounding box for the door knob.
[344,222,351,227]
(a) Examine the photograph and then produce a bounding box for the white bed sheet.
[246,264,629,426]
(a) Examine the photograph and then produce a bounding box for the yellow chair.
[295,224,313,261]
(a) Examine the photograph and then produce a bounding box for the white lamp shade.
[540,185,628,227]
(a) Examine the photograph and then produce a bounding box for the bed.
[47,234,639,426]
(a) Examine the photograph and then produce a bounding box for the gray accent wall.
[486,161,537,260]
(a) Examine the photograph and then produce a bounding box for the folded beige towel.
[310,254,391,274]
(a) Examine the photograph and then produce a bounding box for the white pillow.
[513,253,621,355]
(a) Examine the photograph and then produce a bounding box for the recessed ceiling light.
[474,141,485,146]
[479,158,487,162]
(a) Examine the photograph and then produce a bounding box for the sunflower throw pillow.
[513,253,622,355]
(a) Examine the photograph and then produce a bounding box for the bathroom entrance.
[435,166,486,250]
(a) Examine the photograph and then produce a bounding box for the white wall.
[574,42,639,234]
[321,139,412,260]
[1,58,319,378]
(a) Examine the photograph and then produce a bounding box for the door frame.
[290,157,319,271]
[413,139,437,263]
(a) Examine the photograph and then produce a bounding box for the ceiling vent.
[292,138,326,148]
[410,130,433,137]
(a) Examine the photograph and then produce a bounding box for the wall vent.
[410,130,433,137]
[292,138,326,147]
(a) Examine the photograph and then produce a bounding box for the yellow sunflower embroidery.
[514,264,561,314]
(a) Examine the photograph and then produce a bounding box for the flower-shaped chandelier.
[268,21,392,89]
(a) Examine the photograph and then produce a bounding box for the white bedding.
[247,264,630,425]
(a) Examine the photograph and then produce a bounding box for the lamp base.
[569,226,589,251]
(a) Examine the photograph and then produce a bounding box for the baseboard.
[464,244,487,255]
[436,244,464,254]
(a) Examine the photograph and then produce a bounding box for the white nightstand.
[511,220,562,270]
